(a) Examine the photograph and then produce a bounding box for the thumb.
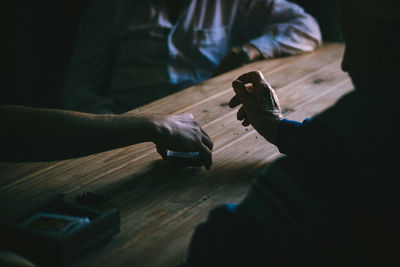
[232,80,250,103]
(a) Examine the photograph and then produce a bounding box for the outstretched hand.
[0,105,212,163]
[229,71,283,145]
[151,113,213,169]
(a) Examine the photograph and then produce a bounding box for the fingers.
[199,127,213,169]
[231,81,252,126]
[156,144,167,159]
[196,142,213,170]
[186,112,194,119]
[242,119,251,126]
[200,128,214,151]
[231,80,249,101]
[161,113,213,169]
[230,72,260,108]
[228,95,241,108]
[236,70,266,85]
[244,83,254,93]
[200,127,211,139]
[237,106,247,121]
[178,112,194,119]
[238,106,251,126]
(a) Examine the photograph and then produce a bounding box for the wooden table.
[0,43,352,266]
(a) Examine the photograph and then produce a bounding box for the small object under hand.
[166,150,202,167]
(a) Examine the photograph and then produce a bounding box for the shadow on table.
[96,158,274,213]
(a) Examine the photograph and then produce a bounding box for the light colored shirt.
[62,0,321,113]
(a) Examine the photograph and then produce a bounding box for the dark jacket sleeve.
[276,118,311,155]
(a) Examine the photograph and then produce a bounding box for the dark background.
[5,0,90,108]
[4,0,341,109]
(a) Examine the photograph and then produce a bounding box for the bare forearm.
[0,105,157,162]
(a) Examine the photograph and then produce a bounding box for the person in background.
[182,0,400,266]
[61,0,321,114]
[0,105,213,169]
[290,0,342,41]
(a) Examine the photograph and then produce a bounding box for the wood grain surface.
[0,43,352,267]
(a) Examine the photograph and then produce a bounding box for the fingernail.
[245,83,254,93]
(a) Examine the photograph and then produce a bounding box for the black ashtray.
[0,193,120,266]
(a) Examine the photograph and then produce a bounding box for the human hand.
[229,71,283,145]
[151,113,213,169]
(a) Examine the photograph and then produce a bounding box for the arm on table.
[214,0,321,77]
[0,106,213,168]
[241,0,322,59]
